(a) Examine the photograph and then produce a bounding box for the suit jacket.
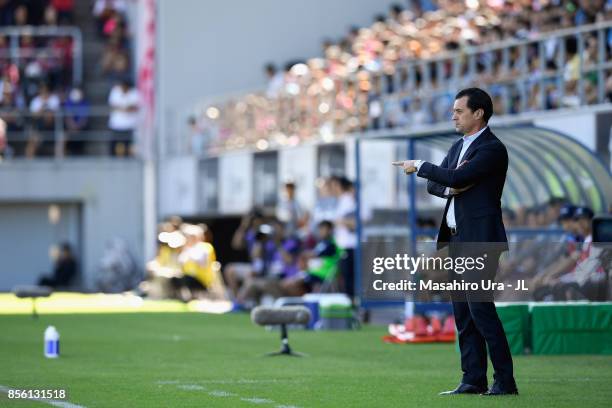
[417,127,509,251]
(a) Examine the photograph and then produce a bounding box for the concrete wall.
[158,156,198,218]
[0,160,144,290]
[219,151,253,214]
[278,144,317,210]
[0,202,81,291]
[534,111,597,151]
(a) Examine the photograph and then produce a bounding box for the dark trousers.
[110,130,133,156]
[340,248,355,299]
[449,234,516,390]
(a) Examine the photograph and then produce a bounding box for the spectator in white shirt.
[276,181,308,237]
[264,63,284,98]
[0,117,13,160]
[108,79,139,156]
[330,175,357,300]
[30,83,61,115]
[26,83,61,157]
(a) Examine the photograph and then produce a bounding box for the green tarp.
[455,302,612,356]
[455,303,530,355]
[496,304,530,355]
[531,303,612,355]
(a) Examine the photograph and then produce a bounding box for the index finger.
[391,161,405,166]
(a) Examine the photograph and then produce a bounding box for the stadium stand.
[191,1,612,154]
[0,0,137,158]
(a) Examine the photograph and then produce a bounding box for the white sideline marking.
[241,397,274,404]
[177,384,205,391]
[201,379,300,384]
[0,385,86,408]
[208,390,236,397]
[159,378,299,385]
[155,380,302,407]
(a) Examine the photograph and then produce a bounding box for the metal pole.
[408,139,417,257]
[468,52,476,84]
[577,32,585,105]
[502,47,510,114]
[436,59,444,89]
[9,32,18,69]
[72,28,83,86]
[597,28,605,103]
[557,35,566,102]
[519,44,528,112]
[538,40,546,109]
[54,110,65,158]
[354,134,362,307]
[279,324,290,354]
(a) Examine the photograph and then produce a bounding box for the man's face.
[251,216,263,230]
[452,96,482,135]
[560,219,576,234]
[317,225,331,240]
[329,181,341,197]
[576,217,592,236]
[285,185,295,199]
[547,204,562,222]
[60,249,70,259]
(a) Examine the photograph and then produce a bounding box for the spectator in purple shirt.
[63,86,90,155]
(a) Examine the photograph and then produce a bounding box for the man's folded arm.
[426,153,450,198]
[417,144,507,188]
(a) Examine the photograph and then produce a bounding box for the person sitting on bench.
[38,242,77,288]
[282,220,341,295]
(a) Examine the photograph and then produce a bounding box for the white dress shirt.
[415,126,488,229]
[445,126,487,228]
[334,192,357,249]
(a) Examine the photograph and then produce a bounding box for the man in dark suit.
[392,88,518,396]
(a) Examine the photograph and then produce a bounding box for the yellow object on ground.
[0,292,232,315]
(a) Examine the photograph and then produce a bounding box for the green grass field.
[1,312,611,408]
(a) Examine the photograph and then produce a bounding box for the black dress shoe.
[439,383,488,395]
[482,382,519,396]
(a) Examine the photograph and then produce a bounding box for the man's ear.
[474,108,483,120]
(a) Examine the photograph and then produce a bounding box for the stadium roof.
[361,125,612,212]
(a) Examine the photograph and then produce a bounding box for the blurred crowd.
[31,189,609,304]
[0,0,77,156]
[414,197,610,302]
[142,176,358,307]
[193,0,612,154]
[140,217,226,302]
[99,0,139,157]
[0,0,138,158]
[499,202,610,301]
[224,176,358,309]
[146,186,610,306]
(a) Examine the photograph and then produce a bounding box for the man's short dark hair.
[338,176,353,192]
[455,88,493,123]
[119,78,133,89]
[548,196,568,207]
[318,220,333,230]
[329,175,352,191]
[264,63,276,75]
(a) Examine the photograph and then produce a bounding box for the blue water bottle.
[44,326,60,358]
